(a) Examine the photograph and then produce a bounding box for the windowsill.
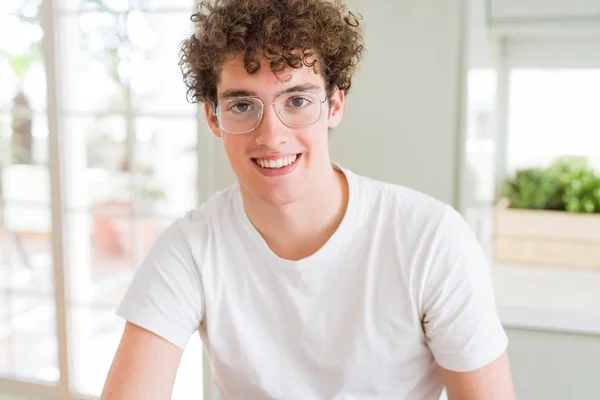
[492,262,600,336]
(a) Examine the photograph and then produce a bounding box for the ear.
[204,102,222,138]
[327,87,345,129]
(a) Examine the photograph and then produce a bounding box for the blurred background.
[0,0,599,399]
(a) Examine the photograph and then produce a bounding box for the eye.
[288,96,311,108]
[228,101,255,113]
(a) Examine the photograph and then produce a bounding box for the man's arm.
[101,322,184,400]
[440,352,516,400]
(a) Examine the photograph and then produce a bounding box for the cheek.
[296,129,327,158]
[223,136,249,162]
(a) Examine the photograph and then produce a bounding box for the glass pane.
[133,217,171,264]
[60,11,194,114]
[64,215,174,307]
[90,213,133,291]
[69,305,125,397]
[68,215,202,398]
[172,333,204,400]
[0,203,56,383]
[0,113,48,167]
[0,7,45,112]
[63,116,132,210]
[60,0,194,12]
[133,118,197,217]
[0,113,9,167]
[68,305,204,399]
[60,13,127,113]
[137,0,195,11]
[507,69,600,173]
[64,212,133,305]
[129,12,195,114]
[463,69,497,249]
[1,1,42,16]
[1,206,54,296]
[66,0,130,13]
[0,295,58,383]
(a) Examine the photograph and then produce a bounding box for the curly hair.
[179,0,364,104]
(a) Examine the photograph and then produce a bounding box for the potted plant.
[493,156,600,269]
[90,185,167,261]
[108,181,166,261]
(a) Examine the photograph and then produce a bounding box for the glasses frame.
[212,91,327,134]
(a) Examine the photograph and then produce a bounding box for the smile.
[253,154,299,169]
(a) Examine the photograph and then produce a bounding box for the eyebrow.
[218,83,321,101]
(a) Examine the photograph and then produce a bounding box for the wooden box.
[493,199,600,269]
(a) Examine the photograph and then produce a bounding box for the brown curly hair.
[179,0,364,104]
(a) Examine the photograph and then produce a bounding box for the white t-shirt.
[116,164,508,400]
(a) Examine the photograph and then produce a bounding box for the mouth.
[252,153,301,169]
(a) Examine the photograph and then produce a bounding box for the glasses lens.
[275,92,322,127]
[217,98,262,133]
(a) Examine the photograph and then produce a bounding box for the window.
[1,0,206,398]
[507,68,600,173]
[1,0,58,386]
[462,68,498,246]
[462,39,600,249]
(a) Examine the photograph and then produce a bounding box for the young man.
[102,0,515,399]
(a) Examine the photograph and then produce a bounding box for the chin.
[254,185,301,207]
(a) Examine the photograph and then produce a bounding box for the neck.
[241,164,349,261]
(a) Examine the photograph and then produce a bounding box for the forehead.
[217,54,325,97]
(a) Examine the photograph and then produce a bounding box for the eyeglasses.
[213,91,327,134]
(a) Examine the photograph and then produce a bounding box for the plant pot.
[493,198,600,269]
[91,201,132,259]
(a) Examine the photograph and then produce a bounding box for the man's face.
[204,53,345,206]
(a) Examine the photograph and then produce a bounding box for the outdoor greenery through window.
[504,69,600,214]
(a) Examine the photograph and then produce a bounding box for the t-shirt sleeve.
[421,206,508,372]
[115,215,204,350]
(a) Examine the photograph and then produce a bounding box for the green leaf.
[503,156,600,213]
[2,51,42,81]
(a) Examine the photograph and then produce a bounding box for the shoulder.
[343,167,479,264]
[346,167,452,230]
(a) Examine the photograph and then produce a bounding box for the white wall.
[329,0,466,206]
[208,0,467,207]
[489,0,600,20]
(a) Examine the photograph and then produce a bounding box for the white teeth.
[255,154,298,169]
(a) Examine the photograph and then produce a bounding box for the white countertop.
[492,262,600,336]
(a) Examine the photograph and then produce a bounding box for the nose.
[253,103,288,148]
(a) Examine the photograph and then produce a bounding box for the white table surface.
[492,262,600,335]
